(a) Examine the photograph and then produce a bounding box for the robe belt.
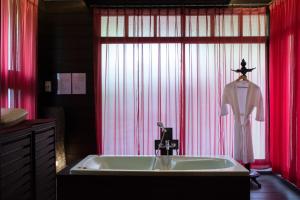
[242,123,246,163]
[235,115,250,163]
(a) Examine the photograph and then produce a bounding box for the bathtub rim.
[70,155,249,176]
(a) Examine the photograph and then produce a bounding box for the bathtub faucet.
[157,122,167,134]
[155,139,179,155]
[161,140,174,151]
[165,140,171,151]
[161,140,177,155]
[155,123,179,155]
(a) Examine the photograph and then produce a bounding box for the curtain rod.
[89,3,270,8]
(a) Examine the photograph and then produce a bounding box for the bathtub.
[70,155,248,176]
[58,155,250,200]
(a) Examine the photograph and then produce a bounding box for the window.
[186,15,211,37]
[94,8,268,161]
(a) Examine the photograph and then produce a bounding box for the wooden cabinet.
[32,122,56,200]
[0,127,33,200]
[0,120,56,200]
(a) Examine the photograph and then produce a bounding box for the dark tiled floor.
[250,174,300,200]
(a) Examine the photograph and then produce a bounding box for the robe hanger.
[232,59,255,83]
[236,75,248,82]
[236,75,249,88]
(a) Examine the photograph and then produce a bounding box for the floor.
[250,174,300,200]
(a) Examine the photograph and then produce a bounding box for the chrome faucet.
[158,139,177,155]
[165,140,170,151]
[155,122,178,156]
[156,122,167,156]
[163,140,177,155]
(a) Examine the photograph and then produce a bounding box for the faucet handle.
[165,140,170,150]
[171,142,177,148]
[169,140,179,150]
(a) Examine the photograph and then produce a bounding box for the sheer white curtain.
[101,43,181,155]
[95,8,267,161]
[185,43,266,158]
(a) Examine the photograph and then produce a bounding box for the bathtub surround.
[58,155,249,199]
[70,155,247,174]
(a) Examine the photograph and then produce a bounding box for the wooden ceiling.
[84,0,273,7]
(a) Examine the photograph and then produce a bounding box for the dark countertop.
[0,119,56,137]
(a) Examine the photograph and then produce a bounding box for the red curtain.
[0,0,38,119]
[270,0,300,188]
[94,8,268,162]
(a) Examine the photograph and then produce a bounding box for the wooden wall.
[38,0,96,164]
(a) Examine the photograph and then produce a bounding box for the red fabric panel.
[0,0,9,108]
[94,12,102,154]
[270,0,300,188]
[0,0,37,119]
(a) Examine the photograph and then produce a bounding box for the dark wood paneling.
[33,125,56,200]
[0,120,56,200]
[0,131,33,200]
[38,0,96,164]
[57,167,250,200]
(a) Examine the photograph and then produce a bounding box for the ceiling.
[84,0,273,7]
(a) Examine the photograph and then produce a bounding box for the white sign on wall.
[72,73,86,94]
[57,73,71,95]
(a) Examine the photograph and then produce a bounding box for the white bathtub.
[70,155,248,176]
[60,155,250,199]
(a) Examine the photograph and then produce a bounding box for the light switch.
[45,81,52,92]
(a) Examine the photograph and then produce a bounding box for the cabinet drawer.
[1,168,31,188]
[36,162,55,176]
[2,173,31,191]
[35,129,55,144]
[1,156,31,178]
[1,136,31,155]
[36,150,55,167]
[36,185,56,200]
[36,169,56,183]
[0,120,56,200]
[2,173,32,199]
[35,143,55,160]
[20,189,32,200]
[35,136,55,152]
[1,145,31,164]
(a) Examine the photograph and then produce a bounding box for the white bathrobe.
[221,80,264,164]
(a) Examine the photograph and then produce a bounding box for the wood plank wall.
[38,0,96,164]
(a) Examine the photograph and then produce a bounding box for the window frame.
[95,7,269,162]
